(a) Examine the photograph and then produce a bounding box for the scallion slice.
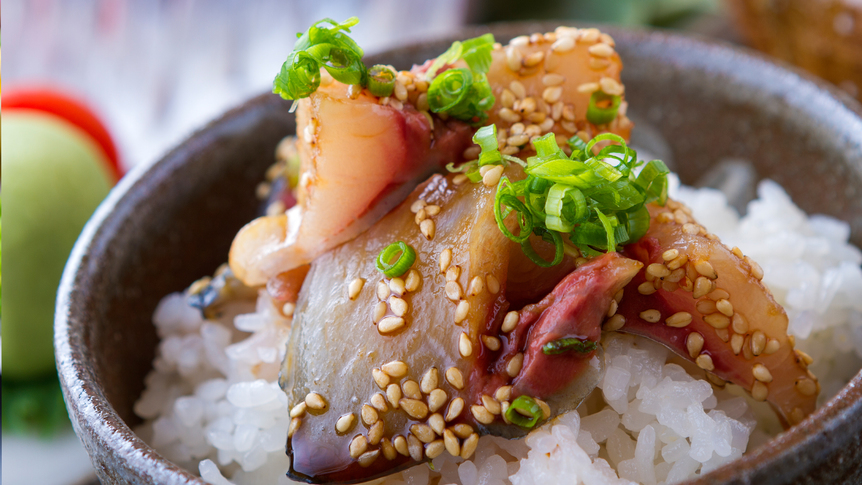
[487,127,668,263]
[375,241,416,278]
[505,395,544,428]
[587,91,621,125]
[542,337,598,355]
[367,65,396,97]
[273,17,367,101]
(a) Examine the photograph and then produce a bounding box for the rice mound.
[134,178,862,485]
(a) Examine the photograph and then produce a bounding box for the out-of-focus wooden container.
[726,0,862,101]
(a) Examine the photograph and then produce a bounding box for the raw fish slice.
[231,26,633,286]
[231,86,473,286]
[282,171,640,483]
[615,200,819,426]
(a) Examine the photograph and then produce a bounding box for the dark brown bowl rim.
[56,23,862,485]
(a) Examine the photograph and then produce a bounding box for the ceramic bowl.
[56,23,862,484]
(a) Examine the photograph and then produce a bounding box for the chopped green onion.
[473,125,502,166]
[542,337,598,355]
[587,91,621,125]
[273,17,367,101]
[367,65,396,97]
[426,34,496,123]
[426,33,495,80]
[375,241,416,278]
[505,395,544,428]
[488,127,668,263]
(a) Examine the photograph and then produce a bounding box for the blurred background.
[2,1,861,484]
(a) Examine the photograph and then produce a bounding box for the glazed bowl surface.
[56,23,862,485]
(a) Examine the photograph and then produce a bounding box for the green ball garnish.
[2,111,113,380]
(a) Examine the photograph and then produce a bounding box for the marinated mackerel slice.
[281,171,640,483]
[231,26,633,287]
[484,26,632,149]
[230,83,474,286]
[615,200,819,426]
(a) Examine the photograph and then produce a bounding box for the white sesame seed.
[445,281,463,301]
[305,392,327,411]
[753,364,773,383]
[506,46,523,72]
[361,404,379,425]
[336,413,356,433]
[483,165,504,186]
[393,435,409,456]
[542,86,563,104]
[288,417,301,438]
[371,393,388,412]
[602,314,625,331]
[731,334,744,355]
[389,277,406,296]
[425,204,441,216]
[378,316,405,334]
[404,269,421,292]
[704,313,731,329]
[482,335,501,351]
[507,353,524,377]
[716,299,734,317]
[402,380,422,400]
[751,330,767,356]
[502,310,520,333]
[696,299,717,314]
[696,353,715,371]
[290,402,307,418]
[524,51,545,67]
[377,281,391,301]
[764,338,780,355]
[439,248,452,273]
[390,297,408,317]
[482,394,501,415]
[695,260,718,280]
[348,278,365,300]
[498,107,521,123]
[459,332,473,357]
[445,265,461,282]
[551,36,575,53]
[486,274,501,294]
[350,435,368,459]
[588,42,614,58]
[446,397,465,421]
[637,281,657,295]
[639,309,661,323]
[420,219,436,240]
[599,77,624,96]
[444,429,460,457]
[454,300,471,324]
[401,398,429,420]
[693,276,714,299]
[445,367,464,390]
[394,82,408,101]
[685,332,705,359]
[420,368,439,394]
[509,80,527,100]
[796,378,817,396]
[647,263,671,278]
[666,311,693,328]
[751,381,768,401]
[428,388,448,412]
[543,73,565,87]
[386,384,402,409]
[662,249,679,261]
[471,405,495,424]
[468,276,485,296]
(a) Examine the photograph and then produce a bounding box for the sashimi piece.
[231,26,633,287]
[281,171,640,483]
[614,200,819,426]
[230,84,473,286]
[484,26,632,150]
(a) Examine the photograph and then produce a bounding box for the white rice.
[135,177,862,485]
